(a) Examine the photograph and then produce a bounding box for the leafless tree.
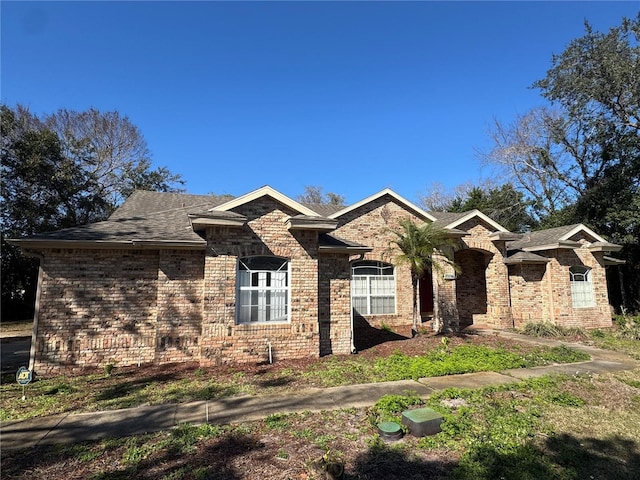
[45,108,181,205]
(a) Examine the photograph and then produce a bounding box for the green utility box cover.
[401,407,443,437]
[377,421,403,441]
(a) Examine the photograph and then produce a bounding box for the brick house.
[10,186,621,375]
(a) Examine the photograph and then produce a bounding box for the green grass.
[372,344,589,381]
[3,369,639,479]
[264,413,290,431]
[0,371,246,422]
[415,377,584,478]
[300,343,589,387]
[0,340,592,422]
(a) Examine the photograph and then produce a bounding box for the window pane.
[237,256,289,323]
[351,263,396,315]
[570,266,594,308]
[353,297,368,315]
[352,277,367,296]
[238,270,250,287]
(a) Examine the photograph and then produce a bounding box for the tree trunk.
[412,275,419,336]
[432,275,442,334]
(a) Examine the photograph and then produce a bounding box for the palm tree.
[386,218,459,335]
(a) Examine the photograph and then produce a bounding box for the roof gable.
[560,224,607,243]
[211,186,320,217]
[430,209,509,233]
[328,188,437,221]
[507,223,617,252]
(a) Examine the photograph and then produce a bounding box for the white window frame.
[570,266,595,308]
[351,260,396,315]
[236,256,290,324]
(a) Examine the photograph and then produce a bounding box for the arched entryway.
[455,248,491,327]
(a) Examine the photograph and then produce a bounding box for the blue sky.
[2,1,638,205]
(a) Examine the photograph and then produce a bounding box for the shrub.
[616,321,640,341]
[379,322,394,333]
[522,322,563,338]
[103,363,116,376]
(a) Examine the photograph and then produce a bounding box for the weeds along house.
[10,186,622,374]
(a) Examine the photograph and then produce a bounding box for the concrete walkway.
[2,330,638,451]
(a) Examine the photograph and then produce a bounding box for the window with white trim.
[570,266,595,308]
[237,256,289,323]
[351,260,396,315]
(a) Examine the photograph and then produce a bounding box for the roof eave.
[604,256,626,265]
[504,257,550,265]
[522,241,582,252]
[189,216,246,228]
[560,224,607,243]
[286,217,338,232]
[7,238,207,250]
[444,228,470,238]
[490,231,522,241]
[318,245,373,254]
[328,188,437,222]
[588,242,623,253]
[211,186,321,217]
[440,209,509,233]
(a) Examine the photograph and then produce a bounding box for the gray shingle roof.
[15,205,207,246]
[12,191,231,247]
[109,191,225,220]
[318,233,372,253]
[428,211,471,227]
[300,203,345,217]
[504,251,550,265]
[10,191,348,248]
[507,224,583,251]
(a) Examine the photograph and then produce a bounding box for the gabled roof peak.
[507,223,617,252]
[211,185,320,217]
[429,209,509,233]
[328,188,437,221]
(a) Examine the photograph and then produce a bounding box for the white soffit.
[328,188,437,221]
[211,185,320,217]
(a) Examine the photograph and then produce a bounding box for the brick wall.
[199,198,321,365]
[508,246,612,329]
[333,197,424,333]
[35,249,158,374]
[508,263,548,328]
[543,247,612,329]
[454,220,512,329]
[318,253,352,355]
[455,249,489,326]
[34,248,208,375]
[155,250,204,363]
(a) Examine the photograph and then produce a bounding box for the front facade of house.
[11,186,621,375]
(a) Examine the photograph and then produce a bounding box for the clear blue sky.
[3,1,638,205]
